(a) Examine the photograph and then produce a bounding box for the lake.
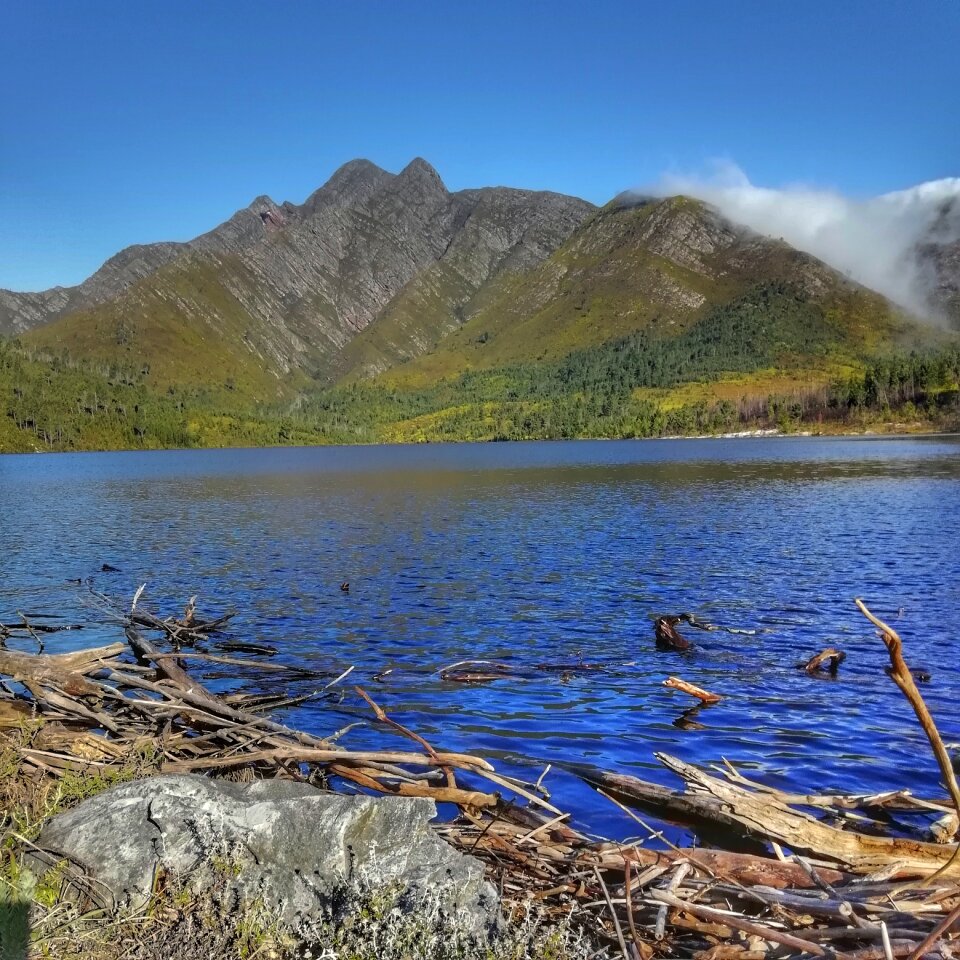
[3,435,960,839]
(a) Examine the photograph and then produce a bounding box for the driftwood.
[663,676,722,704]
[439,659,513,683]
[655,616,692,651]
[799,647,846,675]
[0,644,125,697]
[127,592,236,648]
[437,658,603,684]
[2,589,960,959]
[857,599,960,845]
[580,754,960,878]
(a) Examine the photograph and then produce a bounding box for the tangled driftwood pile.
[2,588,959,958]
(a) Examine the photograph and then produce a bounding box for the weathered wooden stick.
[800,647,847,675]
[905,899,960,960]
[648,889,832,956]
[470,768,564,816]
[594,844,850,889]
[856,599,960,836]
[355,686,441,761]
[663,676,722,704]
[109,645,332,747]
[592,866,630,960]
[160,745,495,773]
[329,762,498,809]
[718,761,953,815]
[148,651,298,672]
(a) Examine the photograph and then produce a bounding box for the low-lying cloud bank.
[656,162,960,320]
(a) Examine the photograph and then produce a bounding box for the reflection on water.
[3,436,959,838]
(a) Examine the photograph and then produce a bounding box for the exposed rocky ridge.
[6,159,594,389]
[3,161,935,401]
[0,242,186,335]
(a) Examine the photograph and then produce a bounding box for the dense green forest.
[2,286,959,452]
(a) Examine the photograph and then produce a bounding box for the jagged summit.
[397,156,445,186]
[328,157,387,182]
[302,158,392,212]
[3,159,596,384]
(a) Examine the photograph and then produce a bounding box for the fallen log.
[576,758,960,877]
[0,645,125,698]
[439,659,513,682]
[593,842,850,889]
[656,752,960,878]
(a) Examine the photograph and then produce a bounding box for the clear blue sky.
[2,0,957,291]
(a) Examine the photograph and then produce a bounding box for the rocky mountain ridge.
[2,160,594,392]
[3,159,950,405]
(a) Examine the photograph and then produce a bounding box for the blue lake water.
[3,436,960,839]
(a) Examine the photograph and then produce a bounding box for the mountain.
[1,159,593,395]
[377,192,916,391]
[2,159,957,452]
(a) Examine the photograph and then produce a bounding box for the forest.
[2,285,959,452]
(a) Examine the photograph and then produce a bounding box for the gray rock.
[36,774,498,933]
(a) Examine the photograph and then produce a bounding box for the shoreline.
[2,589,959,958]
[2,424,958,458]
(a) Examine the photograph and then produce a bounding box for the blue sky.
[1,0,957,291]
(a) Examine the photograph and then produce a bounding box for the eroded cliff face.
[929,240,960,323]
[916,198,960,326]
[2,159,595,388]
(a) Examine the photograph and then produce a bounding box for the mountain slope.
[0,161,960,449]
[2,161,953,453]
[7,160,594,393]
[378,194,917,390]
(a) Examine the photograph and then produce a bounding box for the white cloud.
[655,161,960,319]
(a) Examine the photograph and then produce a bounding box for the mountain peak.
[328,158,387,184]
[303,158,392,212]
[397,157,446,191]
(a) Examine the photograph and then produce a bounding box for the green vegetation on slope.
[3,281,958,453]
[372,198,914,391]
[300,286,960,442]
[0,341,342,453]
[21,253,314,400]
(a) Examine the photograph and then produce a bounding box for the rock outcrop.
[917,196,960,324]
[36,774,498,933]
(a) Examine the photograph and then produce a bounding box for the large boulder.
[36,774,497,934]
